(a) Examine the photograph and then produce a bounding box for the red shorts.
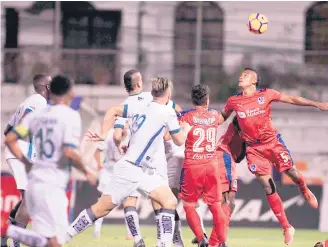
[246,134,294,176]
[179,161,222,205]
[217,151,238,193]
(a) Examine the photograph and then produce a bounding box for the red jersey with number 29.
[178,108,220,167]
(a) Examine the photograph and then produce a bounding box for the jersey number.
[280,152,289,163]
[131,114,146,133]
[193,127,216,152]
[35,128,55,159]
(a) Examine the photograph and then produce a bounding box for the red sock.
[183,205,204,241]
[267,192,291,229]
[221,204,232,227]
[208,202,227,245]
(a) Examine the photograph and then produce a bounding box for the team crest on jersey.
[257,96,265,104]
[250,164,257,172]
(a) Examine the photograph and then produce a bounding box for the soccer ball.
[248,13,268,34]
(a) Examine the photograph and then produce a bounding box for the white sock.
[154,210,161,247]
[196,205,206,234]
[7,225,47,247]
[159,209,176,247]
[173,211,184,247]
[94,217,104,234]
[66,208,97,242]
[124,206,142,243]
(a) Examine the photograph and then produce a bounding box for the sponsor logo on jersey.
[138,97,144,101]
[192,116,215,125]
[237,108,265,118]
[258,96,265,104]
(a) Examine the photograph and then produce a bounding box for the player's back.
[124,101,178,168]
[26,104,81,189]
[8,94,47,129]
[179,108,220,165]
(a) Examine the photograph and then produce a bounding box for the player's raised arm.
[279,93,328,110]
[87,104,128,141]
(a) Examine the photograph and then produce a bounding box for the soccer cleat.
[192,233,208,245]
[300,188,318,209]
[198,237,209,247]
[133,239,145,247]
[283,226,295,245]
[9,240,20,247]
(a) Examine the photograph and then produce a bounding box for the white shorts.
[5,140,36,190]
[98,166,140,198]
[167,156,184,189]
[103,160,167,205]
[97,167,113,193]
[26,181,68,244]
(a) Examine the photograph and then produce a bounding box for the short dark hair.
[191,84,210,106]
[244,67,260,87]
[50,75,71,96]
[124,69,139,92]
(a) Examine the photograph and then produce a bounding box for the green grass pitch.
[64,224,327,247]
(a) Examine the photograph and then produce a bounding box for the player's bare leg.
[148,185,178,247]
[257,174,295,245]
[122,196,144,246]
[284,167,318,209]
[8,190,29,247]
[65,194,115,242]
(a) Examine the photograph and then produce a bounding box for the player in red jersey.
[208,117,246,247]
[221,68,328,245]
[179,85,227,247]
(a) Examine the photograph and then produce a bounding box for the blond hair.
[151,77,172,97]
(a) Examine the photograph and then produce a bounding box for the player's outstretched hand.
[85,130,104,141]
[118,144,128,155]
[317,102,328,111]
[86,171,97,186]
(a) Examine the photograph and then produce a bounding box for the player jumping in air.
[178,85,227,247]
[4,75,96,247]
[221,68,328,245]
[66,77,188,247]
[2,74,51,247]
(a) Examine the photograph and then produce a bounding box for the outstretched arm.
[279,95,328,110]
[101,105,126,139]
